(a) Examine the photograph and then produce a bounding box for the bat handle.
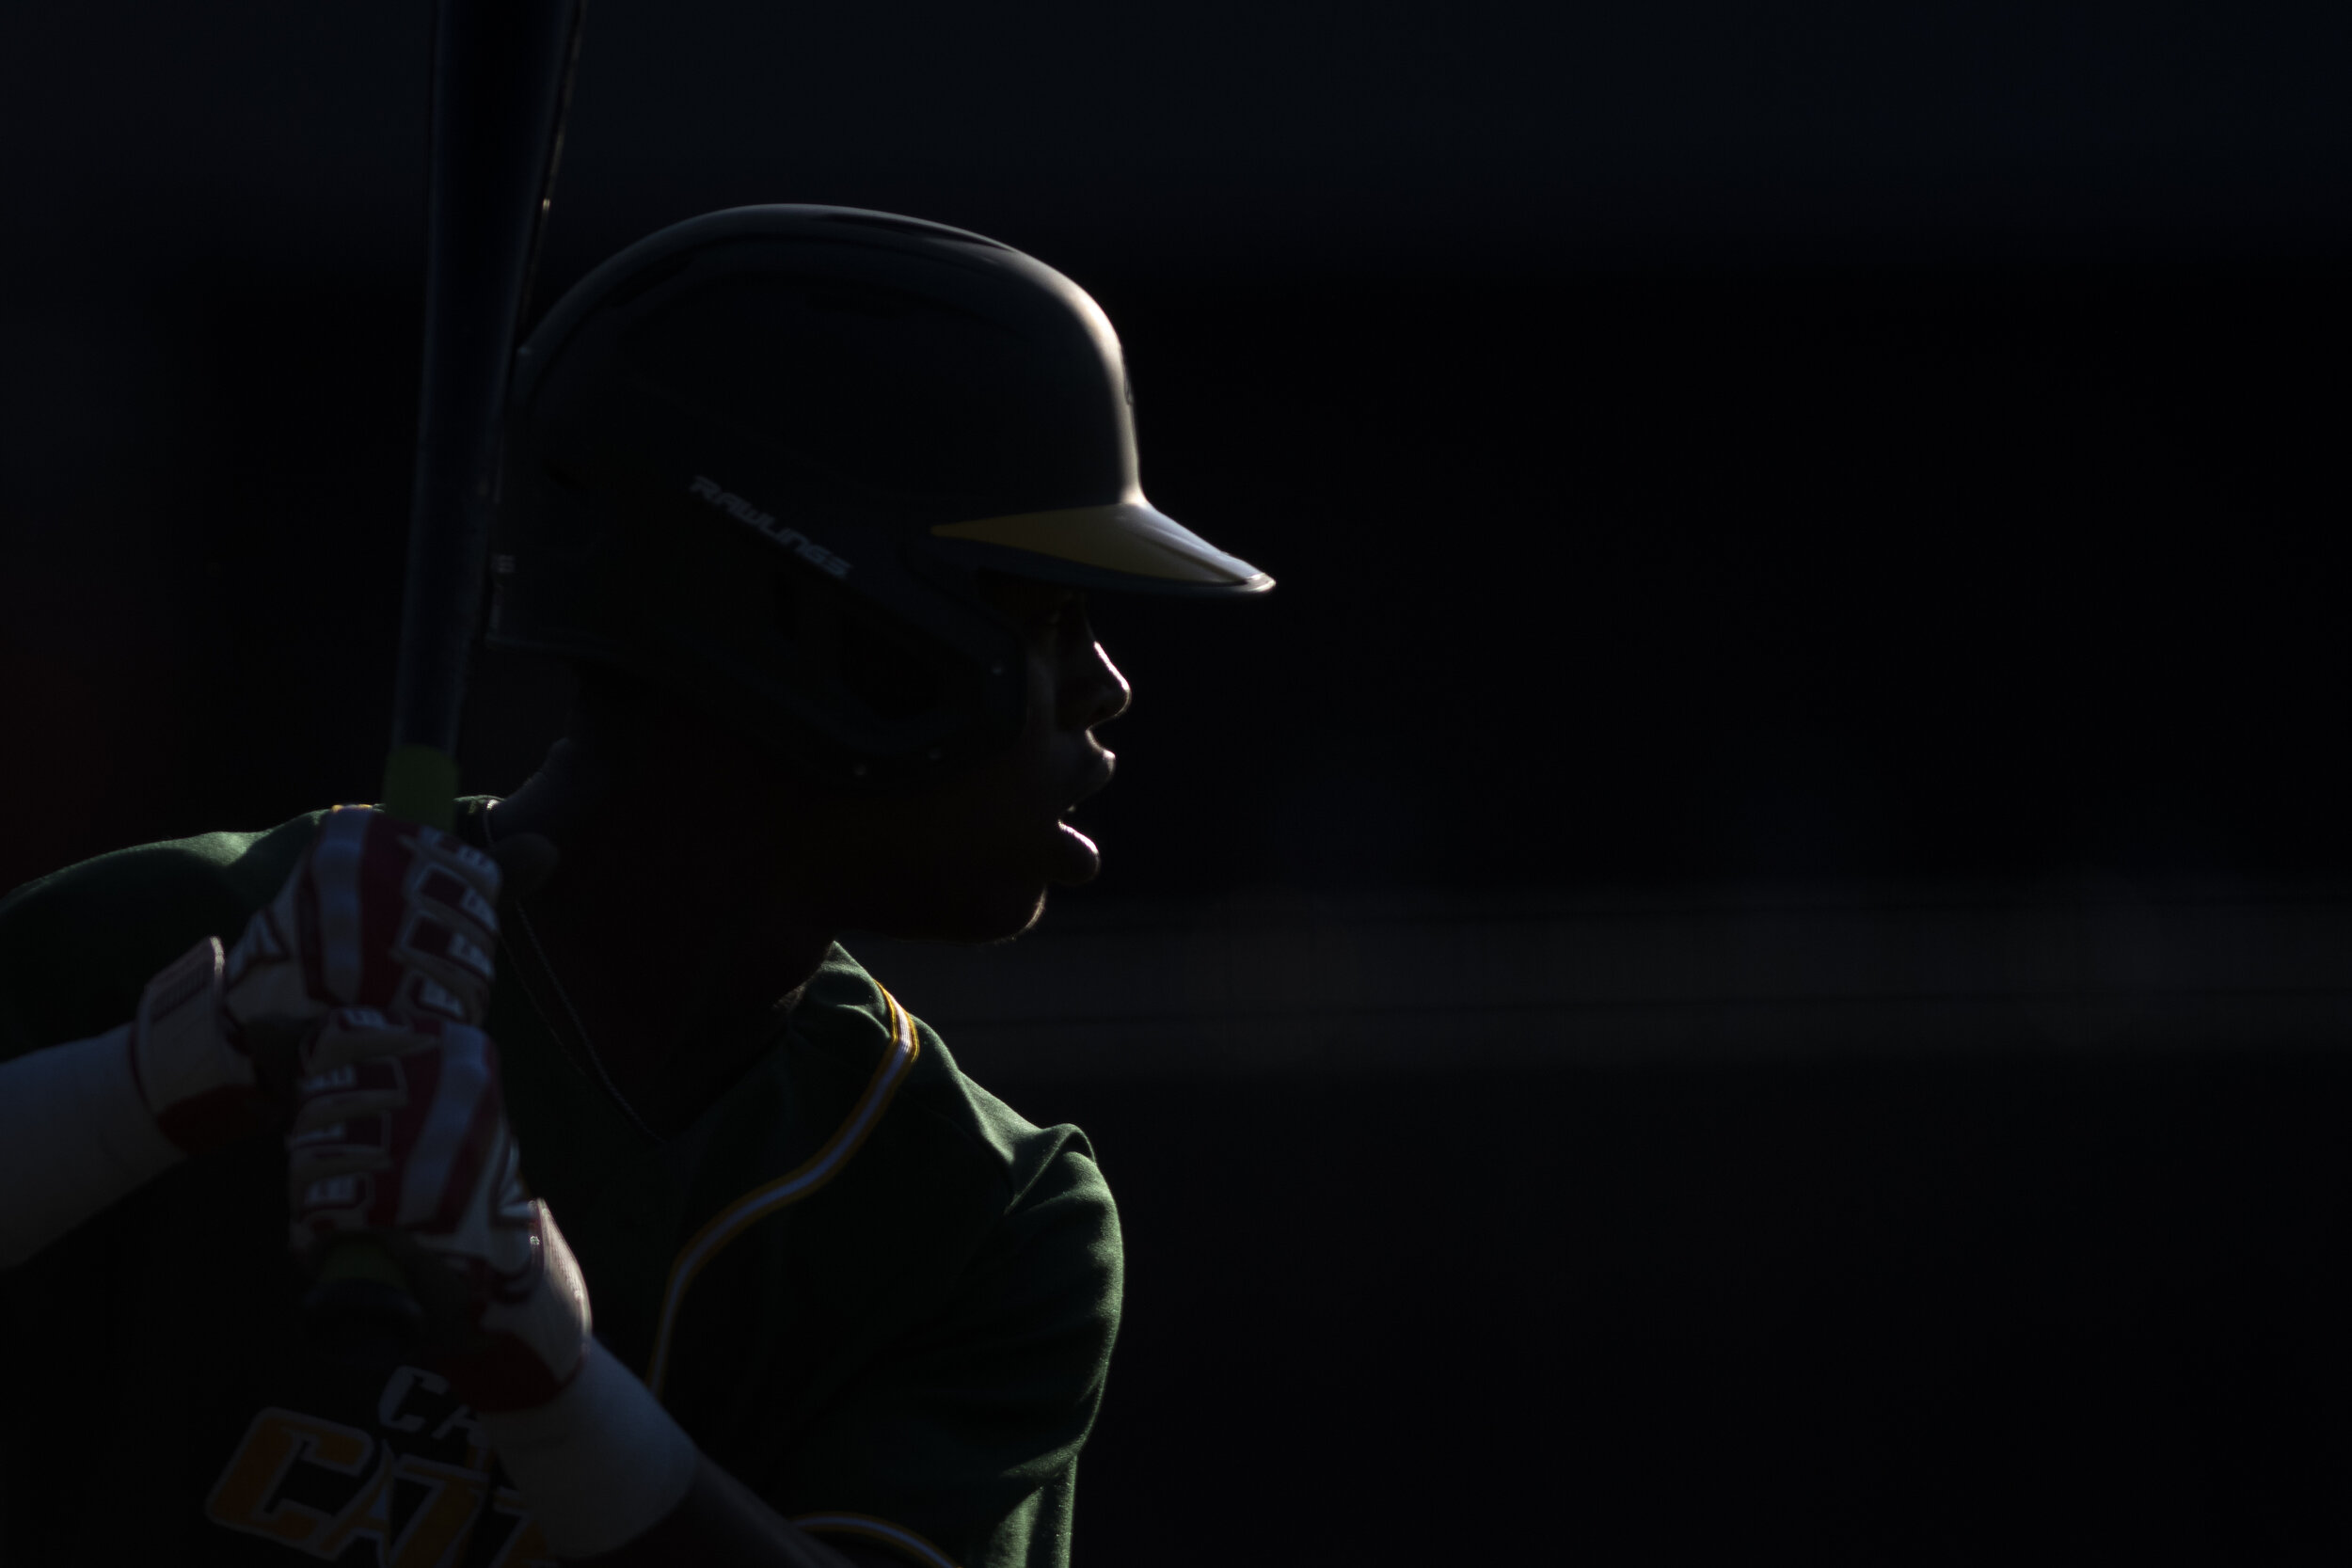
[295,742,461,1363]
[300,1236,427,1366]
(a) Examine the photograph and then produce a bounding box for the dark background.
[5,2,2351,1562]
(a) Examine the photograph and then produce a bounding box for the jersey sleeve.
[765,1134,1123,1568]
[0,820,314,1062]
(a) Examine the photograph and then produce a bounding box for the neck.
[485,736,836,1130]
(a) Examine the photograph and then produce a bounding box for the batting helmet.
[487,204,1272,790]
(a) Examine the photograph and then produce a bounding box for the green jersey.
[0,801,1121,1568]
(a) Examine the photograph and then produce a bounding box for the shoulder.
[0,810,327,1055]
[792,943,1120,1259]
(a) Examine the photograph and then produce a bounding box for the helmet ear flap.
[834,615,949,722]
[770,571,801,644]
[772,562,953,724]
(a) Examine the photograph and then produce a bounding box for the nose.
[1063,638,1132,730]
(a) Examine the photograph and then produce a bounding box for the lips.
[1058,753,1116,822]
[1043,754,1115,885]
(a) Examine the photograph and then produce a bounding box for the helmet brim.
[928,502,1273,596]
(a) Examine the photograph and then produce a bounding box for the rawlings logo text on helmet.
[688,475,853,578]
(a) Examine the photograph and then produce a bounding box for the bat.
[302,0,588,1365]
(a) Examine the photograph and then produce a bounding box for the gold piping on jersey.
[644,986,922,1402]
[794,1511,963,1568]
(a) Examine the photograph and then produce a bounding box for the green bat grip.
[381,742,463,834]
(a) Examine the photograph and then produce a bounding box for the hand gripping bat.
[301,0,586,1365]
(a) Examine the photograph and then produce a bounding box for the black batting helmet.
[487,204,1271,789]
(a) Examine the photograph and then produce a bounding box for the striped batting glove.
[132,805,503,1156]
[285,1009,591,1414]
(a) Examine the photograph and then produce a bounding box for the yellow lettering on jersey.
[431,1402,490,1472]
[203,1408,375,1546]
[378,1364,453,1433]
[312,1457,395,1559]
[386,1456,493,1568]
[485,1484,555,1568]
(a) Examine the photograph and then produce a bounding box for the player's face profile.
[805,570,1129,945]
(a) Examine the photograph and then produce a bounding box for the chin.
[886,882,1050,947]
[968,885,1052,946]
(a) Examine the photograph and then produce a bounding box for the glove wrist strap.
[135,937,260,1154]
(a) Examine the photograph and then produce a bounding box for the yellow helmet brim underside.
[930,501,1273,594]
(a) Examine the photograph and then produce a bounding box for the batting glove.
[131,806,502,1156]
[224,803,503,1031]
[285,1008,591,1414]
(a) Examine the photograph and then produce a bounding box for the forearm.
[0,1025,183,1267]
[479,1343,873,1568]
[0,935,258,1268]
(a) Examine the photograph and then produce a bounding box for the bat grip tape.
[382,744,462,833]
